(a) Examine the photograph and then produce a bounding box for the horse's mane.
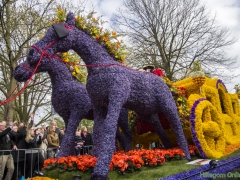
[54,6,128,63]
[53,7,129,84]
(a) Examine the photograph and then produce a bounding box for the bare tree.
[0,0,92,124]
[0,0,56,122]
[111,0,238,81]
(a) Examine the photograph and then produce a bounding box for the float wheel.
[188,94,225,158]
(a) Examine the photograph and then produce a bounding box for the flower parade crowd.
[0,113,93,180]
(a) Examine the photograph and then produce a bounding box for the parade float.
[13,7,240,180]
[47,6,240,161]
[131,61,240,159]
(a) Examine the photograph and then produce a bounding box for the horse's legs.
[150,113,172,148]
[57,112,82,158]
[159,98,191,160]
[91,103,123,180]
[92,106,107,157]
[118,108,132,152]
[92,104,131,155]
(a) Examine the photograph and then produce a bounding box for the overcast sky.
[205,0,240,92]
[85,0,240,93]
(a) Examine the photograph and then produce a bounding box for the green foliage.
[54,117,65,129]
[234,84,240,94]
[79,119,94,132]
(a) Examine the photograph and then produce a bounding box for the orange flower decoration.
[43,145,198,173]
[112,31,117,38]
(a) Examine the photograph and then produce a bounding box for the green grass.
[43,149,240,180]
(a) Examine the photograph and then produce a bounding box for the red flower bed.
[43,145,198,174]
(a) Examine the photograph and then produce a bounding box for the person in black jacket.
[11,122,28,180]
[8,125,18,144]
[0,121,18,180]
[74,130,84,155]
[81,126,93,154]
[25,128,44,178]
[11,113,35,179]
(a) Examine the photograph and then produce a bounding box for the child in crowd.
[75,130,84,156]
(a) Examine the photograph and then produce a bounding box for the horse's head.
[13,58,50,82]
[27,12,76,68]
[13,61,34,82]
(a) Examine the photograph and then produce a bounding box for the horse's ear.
[53,23,68,38]
[66,12,76,26]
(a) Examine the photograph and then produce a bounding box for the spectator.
[41,125,47,132]
[143,64,155,72]
[9,125,18,144]
[74,130,84,156]
[45,126,49,133]
[12,112,34,180]
[1,121,7,127]
[12,122,28,180]
[46,126,60,158]
[153,68,166,77]
[50,121,63,143]
[11,125,18,133]
[13,120,19,126]
[60,128,65,136]
[8,121,13,127]
[81,126,93,154]
[25,128,44,177]
[0,121,18,180]
[26,112,35,130]
[39,126,48,159]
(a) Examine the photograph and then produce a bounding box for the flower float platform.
[37,147,240,180]
[30,76,240,180]
[131,75,240,160]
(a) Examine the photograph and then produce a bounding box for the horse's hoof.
[90,174,109,180]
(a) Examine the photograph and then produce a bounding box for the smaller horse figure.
[26,13,191,179]
[13,60,132,157]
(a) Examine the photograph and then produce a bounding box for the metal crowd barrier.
[46,147,58,158]
[0,148,45,180]
[81,145,93,155]
[0,145,93,179]
[24,148,44,178]
[46,145,93,158]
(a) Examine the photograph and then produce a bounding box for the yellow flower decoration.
[188,94,225,158]
[53,6,129,64]
[52,6,129,82]
[176,76,240,158]
[58,52,87,84]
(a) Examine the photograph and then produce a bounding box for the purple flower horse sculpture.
[26,13,191,179]
[13,60,132,157]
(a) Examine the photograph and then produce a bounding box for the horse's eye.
[29,49,34,56]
